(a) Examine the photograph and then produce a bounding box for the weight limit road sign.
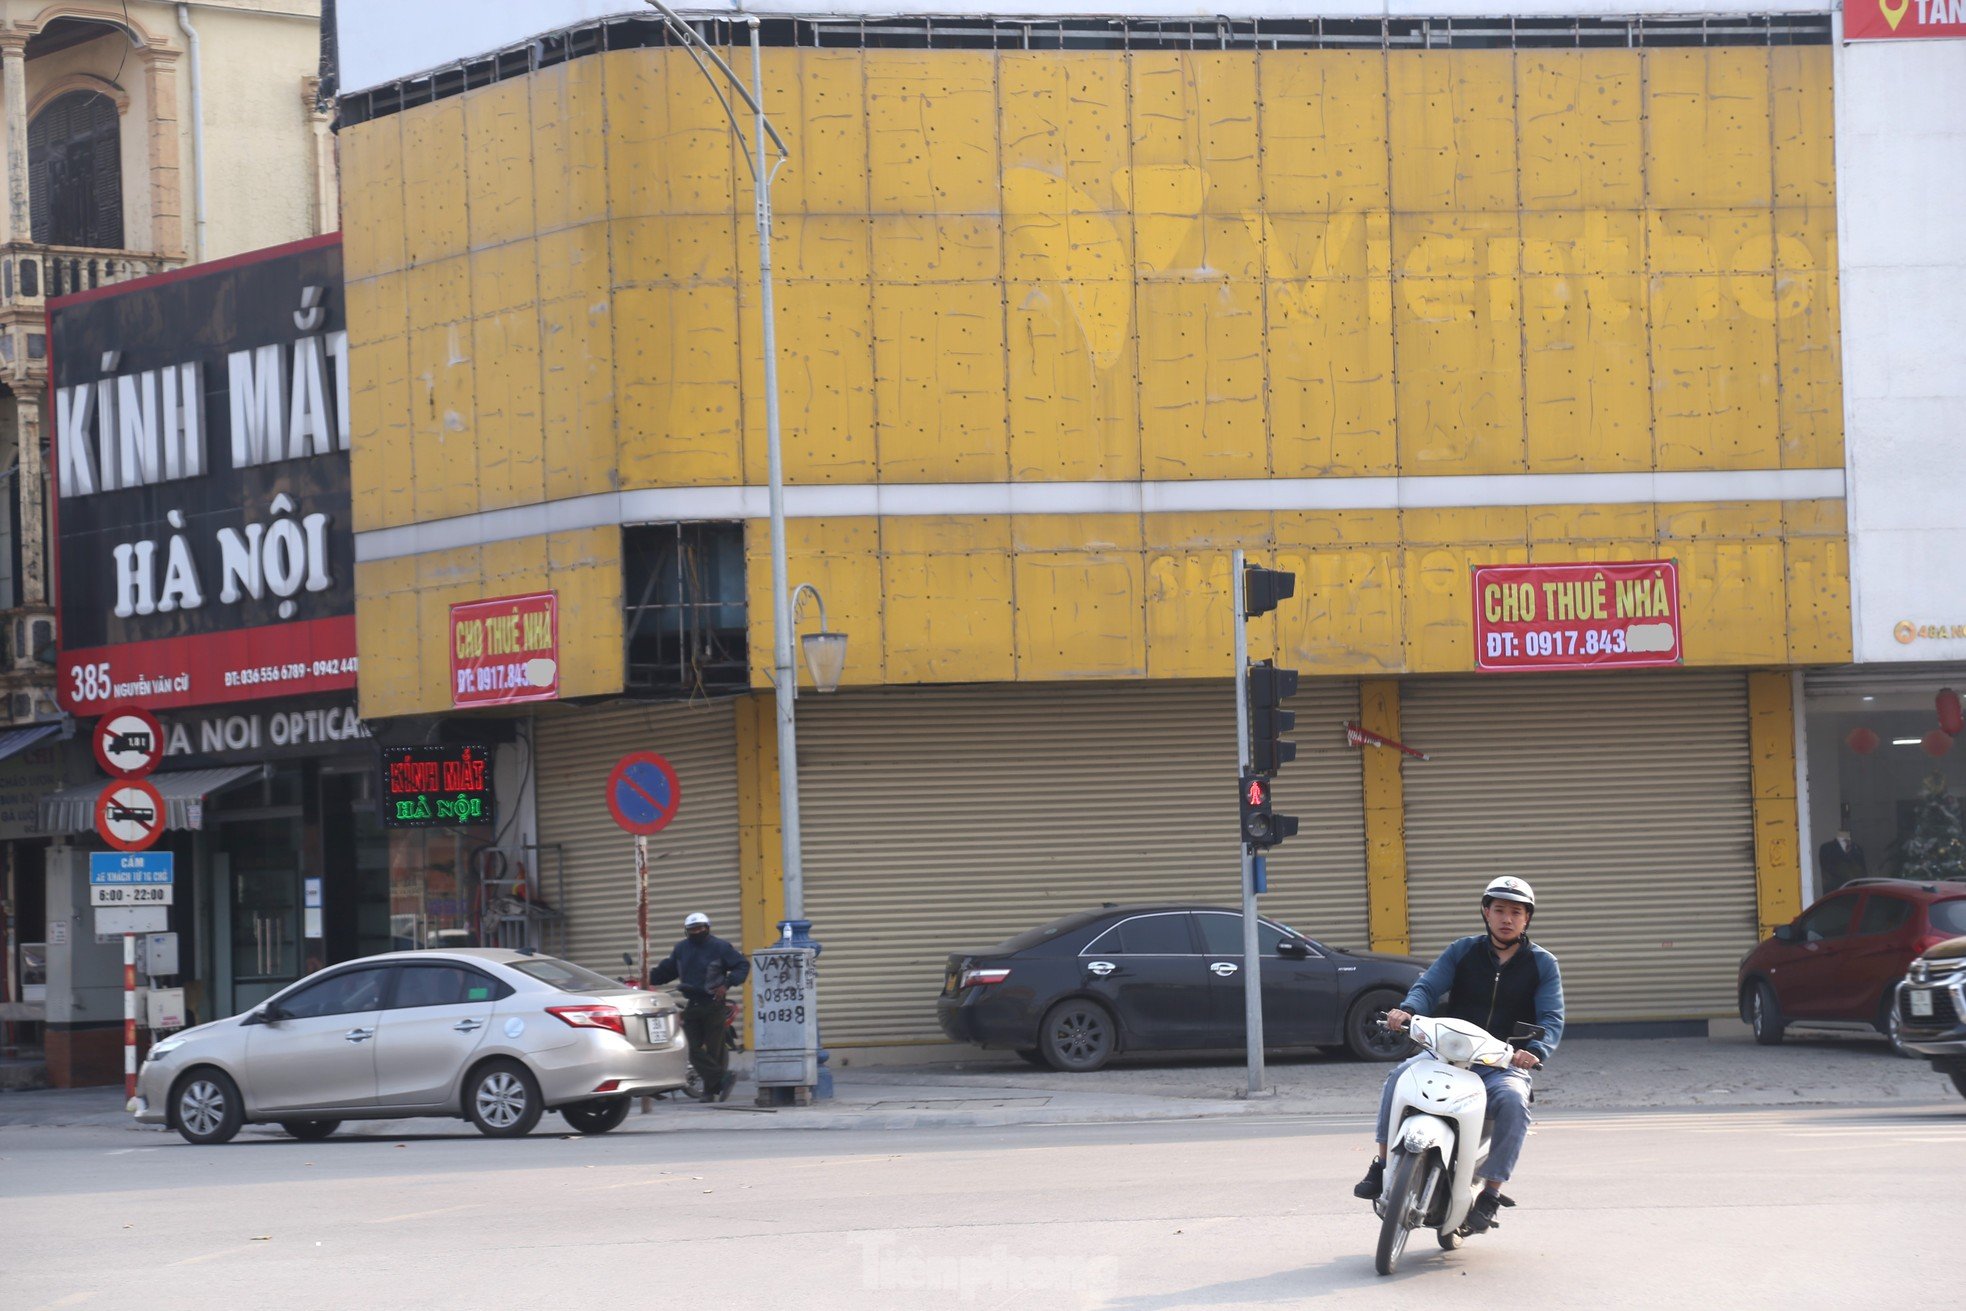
[606,751,681,836]
[96,778,167,852]
[94,705,164,778]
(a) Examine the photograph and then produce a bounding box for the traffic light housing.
[1246,659,1298,776]
[1240,774,1298,850]
[1243,565,1295,618]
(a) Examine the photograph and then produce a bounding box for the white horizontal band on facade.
[351,467,1848,564]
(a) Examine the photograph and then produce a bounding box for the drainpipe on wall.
[176,4,208,261]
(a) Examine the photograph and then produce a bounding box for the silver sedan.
[133,949,689,1144]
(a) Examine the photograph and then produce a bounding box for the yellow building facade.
[341,25,1841,1040]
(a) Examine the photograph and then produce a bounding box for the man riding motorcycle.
[1353,876,1565,1233]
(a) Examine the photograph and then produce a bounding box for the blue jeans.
[1374,1055,1534,1185]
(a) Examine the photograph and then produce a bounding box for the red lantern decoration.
[1846,727,1880,756]
[1922,730,1954,759]
[1938,688,1964,737]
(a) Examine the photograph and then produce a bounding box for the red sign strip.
[1471,560,1682,673]
[59,616,357,714]
[1846,0,1966,40]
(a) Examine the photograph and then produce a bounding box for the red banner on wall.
[1846,0,1966,40]
[450,592,559,707]
[1472,561,1682,673]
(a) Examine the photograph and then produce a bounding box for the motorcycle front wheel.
[1374,1150,1426,1276]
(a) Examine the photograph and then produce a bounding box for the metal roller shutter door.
[1402,672,1757,1022]
[798,681,1369,1046]
[533,700,740,978]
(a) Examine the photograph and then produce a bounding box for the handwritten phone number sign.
[1472,560,1682,672]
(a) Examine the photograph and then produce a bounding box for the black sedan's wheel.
[1345,990,1415,1062]
[1039,999,1116,1072]
[465,1060,544,1137]
[172,1068,243,1146]
[1747,981,1785,1046]
[561,1096,631,1134]
[279,1119,341,1142]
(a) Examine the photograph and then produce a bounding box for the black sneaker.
[717,1072,737,1102]
[1464,1190,1503,1233]
[1352,1159,1385,1200]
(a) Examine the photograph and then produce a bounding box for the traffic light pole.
[1231,549,1266,1096]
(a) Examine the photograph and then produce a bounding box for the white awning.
[38,764,268,835]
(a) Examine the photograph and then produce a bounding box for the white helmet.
[1482,877,1536,910]
[683,912,710,928]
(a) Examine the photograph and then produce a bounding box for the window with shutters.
[28,90,124,250]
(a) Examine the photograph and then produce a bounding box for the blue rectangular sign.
[89,852,175,885]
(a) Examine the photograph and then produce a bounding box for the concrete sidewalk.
[2,1028,1957,1137]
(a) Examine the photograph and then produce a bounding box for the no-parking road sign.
[606,751,681,836]
[97,778,167,852]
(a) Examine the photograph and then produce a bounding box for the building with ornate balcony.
[0,0,332,1074]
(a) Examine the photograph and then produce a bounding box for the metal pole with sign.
[635,835,651,990]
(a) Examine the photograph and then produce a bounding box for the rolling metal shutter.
[798,681,1368,1045]
[533,700,740,978]
[1402,672,1757,1022]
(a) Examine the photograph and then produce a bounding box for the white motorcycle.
[1370,1013,1545,1276]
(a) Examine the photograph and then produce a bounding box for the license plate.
[944,971,958,994]
[647,1015,670,1043]
[1909,989,1934,1018]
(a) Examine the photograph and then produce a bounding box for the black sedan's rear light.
[960,968,1011,989]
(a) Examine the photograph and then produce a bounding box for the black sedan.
[936,904,1425,1071]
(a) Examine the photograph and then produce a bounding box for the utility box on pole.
[750,945,819,1101]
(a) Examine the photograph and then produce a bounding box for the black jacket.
[649,933,750,1001]
[1398,934,1565,1064]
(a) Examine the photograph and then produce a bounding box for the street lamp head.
[801,631,848,693]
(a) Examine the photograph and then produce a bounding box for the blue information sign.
[89,851,175,885]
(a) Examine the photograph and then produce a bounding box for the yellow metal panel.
[760,49,868,217]
[548,527,627,700]
[462,78,536,250]
[865,52,1000,214]
[1405,506,1529,544]
[1527,504,1658,544]
[738,282,877,486]
[871,281,1010,483]
[1784,499,1844,538]
[468,241,538,319]
[1275,545,1404,674]
[1006,280,1142,482]
[1273,509,1401,547]
[1523,273,1651,472]
[1136,279,1266,481]
[1388,51,1517,213]
[347,333,412,533]
[400,97,470,264]
[353,557,422,719]
[1263,210,1393,283]
[1394,267,1525,476]
[869,214,1002,284]
[1657,501,1783,541]
[407,321,479,524]
[605,49,739,219]
[884,535,1018,684]
[1260,52,1390,214]
[744,519,886,689]
[1645,49,1772,210]
[615,284,744,488]
[769,215,873,283]
[612,215,739,285]
[339,117,407,280]
[1000,51,1130,212]
[1517,51,1643,212]
[538,226,618,504]
[1772,47,1836,210]
[733,693,785,954]
[1267,269,1398,477]
[1013,514,1143,554]
[1649,209,1772,276]
[529,56,610,232]
[1650,273,1779,471]
[1359,679,1410,954]
[1785,536,1853,665]
[471,308,545,513]
[404,254,471,331]
[1143,520,1259,679]
[412,545,485,714]
[1128,54,1261,217]
[1775,207,1843,470]
[1677,538,1789,665]
[1747,671,1803,937]
[1404,541,1529,673]
[1521,210,1644,278]
[347,270,408,346]
[1013,550,1147,679]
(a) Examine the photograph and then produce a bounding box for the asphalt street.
[6,1097,1958,1311]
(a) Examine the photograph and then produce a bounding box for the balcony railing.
[1,242,183,311]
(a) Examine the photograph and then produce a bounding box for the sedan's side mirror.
[260,1004,290,1023]
[1772,924,1800,944]
[1277,939,1310,959]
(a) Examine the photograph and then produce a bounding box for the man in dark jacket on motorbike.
[650,912,750,1102]
[1352,876,1565,1234]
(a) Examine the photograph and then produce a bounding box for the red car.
[1738,878,1966,1050]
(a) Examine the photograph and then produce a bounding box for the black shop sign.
[380,744,493,829]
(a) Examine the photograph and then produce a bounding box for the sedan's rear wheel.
[1039,999,1115,1073]
[172,1068,243,1146]
[1346,989,1415,1062]
[279,1119,341,1142]
[465,1060,543,1137]
[561,1097,631,1134]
